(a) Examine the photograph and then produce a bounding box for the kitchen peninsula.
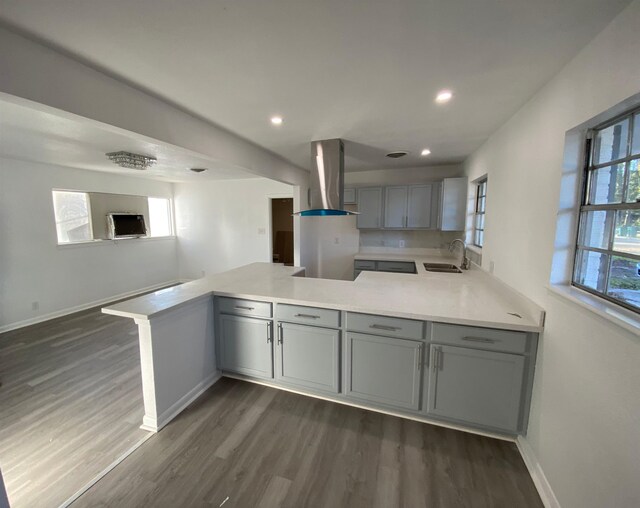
[103,259,544,439]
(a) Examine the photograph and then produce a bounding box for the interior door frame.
[267,194,295,265]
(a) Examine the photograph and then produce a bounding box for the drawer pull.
[417,345,423,371]
[234,305,255,311]
[462,336,497,344]
[370,324,401,332]
[266,322,272,343]
[294,313,320,319]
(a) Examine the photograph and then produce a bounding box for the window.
[573,108,640,312]
[473,178,487,248]
[148,197,173,237]
[52,191,93,243]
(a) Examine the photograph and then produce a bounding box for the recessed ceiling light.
[421,148,431,156]
[271,116,284,125]
[435,90,453,104]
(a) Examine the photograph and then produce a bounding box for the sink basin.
[423,263,462,273]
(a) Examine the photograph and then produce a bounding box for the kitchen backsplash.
[359,230,463,249]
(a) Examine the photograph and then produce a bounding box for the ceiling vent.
[386,151,409,159]
[106,151,157,170]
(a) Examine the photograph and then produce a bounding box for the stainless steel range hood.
[294,138,357,216]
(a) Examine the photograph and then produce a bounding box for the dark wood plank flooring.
[0,307,148,508]
[75,378,543,508]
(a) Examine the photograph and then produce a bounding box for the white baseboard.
[0,280,182,334]
[516,436,561,508]
[141,370,222,433]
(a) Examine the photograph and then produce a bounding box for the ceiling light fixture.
[435,90,453,104]
[106,151,157,170]
[190,167,208,173]
[270,116,284,125]
[421,148,432,156]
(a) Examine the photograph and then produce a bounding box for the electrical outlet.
[32,301,39,311]
[334,237,340,244]
[257,228,266,235]
[399,240,405,248]
[489,261,495,274]
[201,270,206,277]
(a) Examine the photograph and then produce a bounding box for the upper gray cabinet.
[343,188,357,204]
[356,187,383,229]
[440,177,468,231]
[384,184,437,229]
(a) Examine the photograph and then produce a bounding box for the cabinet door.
[440,177,468,231]
[407,184,433,228]
[427,345,524,432]
[384,186,408,228]
[356,187,383,229]
[276,323,340,394]
[346,332,423,411]
[219,314,273,379]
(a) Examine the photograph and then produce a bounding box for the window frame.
[572,106,640,314]
[52,189,95,245]
[473,177,487,248]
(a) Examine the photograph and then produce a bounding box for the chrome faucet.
[449,239,470,270]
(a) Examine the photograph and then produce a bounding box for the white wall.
[0,158,178,330]
[174,178,293,280]
[464,2,640,506]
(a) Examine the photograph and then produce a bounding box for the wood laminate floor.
[75,378,544,508]
[0,306,148,508]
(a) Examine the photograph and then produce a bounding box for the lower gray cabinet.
[219,314,274,379]
[426,344,525,432]
[276,322,340,394]
[346,332,423,411]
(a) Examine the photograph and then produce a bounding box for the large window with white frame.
[573,107,640,312]
[473,177,487,248]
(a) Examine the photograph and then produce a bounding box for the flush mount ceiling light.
[435,89,453,104]
[386,151,409,159]
[421,148,432,156]
[270,116,284,125]
[190,167,207,173]
[106,151,157,170]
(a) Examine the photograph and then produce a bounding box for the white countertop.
[103,256,545,332]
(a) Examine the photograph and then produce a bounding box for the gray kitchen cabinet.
[218,314,274,379]
[426,344,525,432]
[343,187,357,204]
[440,177,468,231]
[383,184,436,229]
[346,332,423,411]
[407,184,435,228]
[356,187,383,229]
[384,186,408,228]
[276,322,340,394]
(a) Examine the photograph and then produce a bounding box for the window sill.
[547,283,640,335]
[56,236,176,249]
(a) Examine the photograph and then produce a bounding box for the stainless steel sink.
[423,263,462,273]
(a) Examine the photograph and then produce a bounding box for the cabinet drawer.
[354,259,376,270]
[346,312,424,340]
[277,304,340,328]
[217,297,272,318]
[376,261,416,273]
[431,323,527,354]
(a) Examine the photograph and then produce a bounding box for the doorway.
[271,198,294,265]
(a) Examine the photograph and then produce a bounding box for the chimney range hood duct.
[294,138,357,216]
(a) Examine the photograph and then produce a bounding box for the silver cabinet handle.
[266,322,272,343]
[294,313,320,319]
[462,336,497,344]
[432,347,439,370]
[417,345,423,371]
[235,305,254,311]
[370,324,401,332]
[277,323,283,345]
